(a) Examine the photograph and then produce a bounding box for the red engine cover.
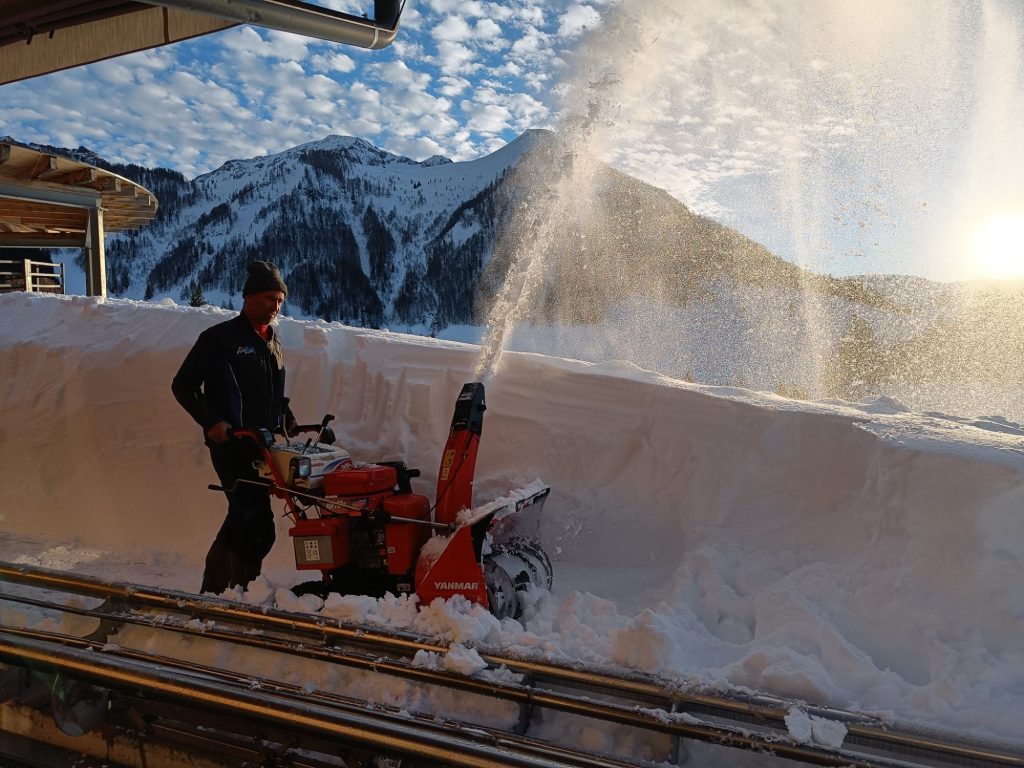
[322,464,397,497]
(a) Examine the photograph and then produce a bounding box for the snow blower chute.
[215,383,552,619]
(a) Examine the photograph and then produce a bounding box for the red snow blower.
[212,382,552,619]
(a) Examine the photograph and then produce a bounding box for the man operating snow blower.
[172,260,301,595]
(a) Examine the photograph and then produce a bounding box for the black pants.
[200,440,276,594]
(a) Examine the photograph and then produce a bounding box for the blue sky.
[1,0,1022,282]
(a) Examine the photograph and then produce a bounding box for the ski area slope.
[0,292,1022,752]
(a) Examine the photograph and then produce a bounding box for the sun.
[970,215,1024,280]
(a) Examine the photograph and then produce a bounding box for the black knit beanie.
[242,261,287,297]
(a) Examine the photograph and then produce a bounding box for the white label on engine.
[303,540,321,562]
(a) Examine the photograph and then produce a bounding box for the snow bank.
[1,292,1022,746]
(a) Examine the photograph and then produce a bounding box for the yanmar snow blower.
[214,383,552,619]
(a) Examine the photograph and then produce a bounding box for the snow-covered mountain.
[13,131,890,331]
[8,132,1024,418]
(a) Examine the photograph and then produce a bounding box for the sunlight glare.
[970,215,1024,279]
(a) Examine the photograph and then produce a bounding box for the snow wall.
[1,292,1022,740]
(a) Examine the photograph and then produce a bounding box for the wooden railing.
[0,259,64,294]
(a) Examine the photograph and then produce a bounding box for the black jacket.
[172,314,293,434]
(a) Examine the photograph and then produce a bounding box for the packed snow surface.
[1,293,1023,760]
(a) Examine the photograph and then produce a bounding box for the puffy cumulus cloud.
[433,14,475,43]
[513,4,545,26]
[427,0,488,17]
[436,41,481,74]
[558,4,601,39]
[89,59,137,87]
[388,133,450,160]
[0,1,567,179]
[310,51,356,73]
[306,74,343,99]
[475,18,505,44]
[462,102,512,134]
[510,26,548,57]
[262,30,312,60]
[437,75,471,96]
[391,38,427,60]
[371,59,432,90]
[218,27,312,63]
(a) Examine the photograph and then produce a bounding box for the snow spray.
[475,0,1024,417]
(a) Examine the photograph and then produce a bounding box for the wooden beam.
[35,158,71,181]
[3,213,89,226]
[0,233,86,247]
[85,206,106,298]
[0,201,88,215]
[28,155,59,180]
[46,168,102,186]
[0,179,101,208]
[96,176,123,193]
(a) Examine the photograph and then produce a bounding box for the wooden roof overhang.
[0,142,159,295]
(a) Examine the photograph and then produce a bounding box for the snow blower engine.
[214,383,552,619]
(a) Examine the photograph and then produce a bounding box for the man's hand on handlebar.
[207,421,232,444]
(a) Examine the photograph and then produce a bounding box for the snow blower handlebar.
[219,427,303,518]
[207,478,452,531]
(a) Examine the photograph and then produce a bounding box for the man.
[172,261,297,594]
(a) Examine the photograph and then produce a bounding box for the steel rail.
[2,626,640,768]
[0,597,894,768]
[3,562,1022,768]
[0,561,867,712]
[0,624,938,768]
[0,628,626,768]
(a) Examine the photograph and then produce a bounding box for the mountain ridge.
[5,130,906,330]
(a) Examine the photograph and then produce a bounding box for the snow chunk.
[444,643,488,675]
[610,609,673,672]
[785,706,847,748]
[275,588,324,614]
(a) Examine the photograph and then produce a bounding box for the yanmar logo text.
[433,581,480,591]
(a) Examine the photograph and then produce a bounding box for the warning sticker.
[440,448,455,481]
[303,539,321,562]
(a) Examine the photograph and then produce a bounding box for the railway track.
[1,561,1021,768]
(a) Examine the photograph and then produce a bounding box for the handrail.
[0,258,64,293]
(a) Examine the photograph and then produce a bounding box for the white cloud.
[427,0,487,17]
[306,74,343,99]
[558,4,600,39]
[475,18,503,41]
[310,52,356,73]
[389,134,449,159]
[436,41,481,74]
[433,15,474,42]
[219,27,309,60]
[462,102,512,133]
[513,5,544,25]
[510,27,548,57]
[437,75,471,96]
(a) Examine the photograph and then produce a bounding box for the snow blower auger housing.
[213,383,552,619]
